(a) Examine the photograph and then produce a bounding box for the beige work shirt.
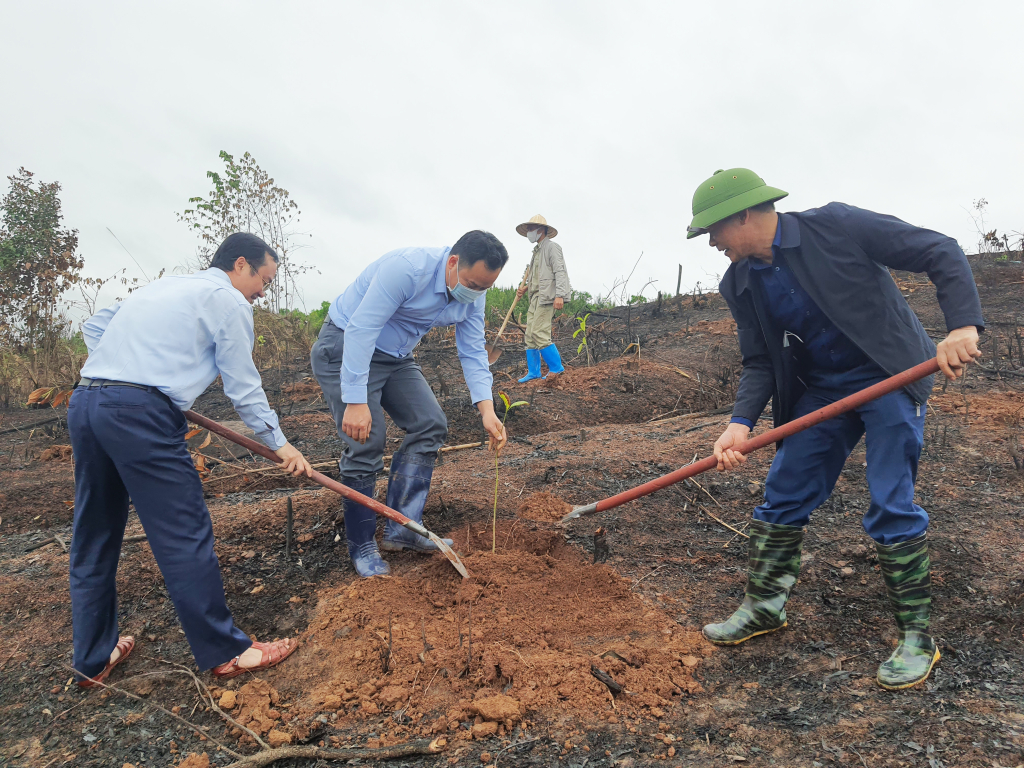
[527,237,572,305]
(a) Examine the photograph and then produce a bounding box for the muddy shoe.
[343,475,390,578]
[381,454,454,553]
[703,519,804,645]
[875,534,940,690]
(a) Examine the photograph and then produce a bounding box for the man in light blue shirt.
[69,233,312,689]
[312,230,509,577]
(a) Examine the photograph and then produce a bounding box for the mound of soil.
[517,492,572,522]
[275,523,707,746]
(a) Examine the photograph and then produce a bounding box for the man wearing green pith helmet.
[687,169,984,690]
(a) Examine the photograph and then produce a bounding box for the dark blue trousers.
[68,385,251,678]
[754,363,928,545]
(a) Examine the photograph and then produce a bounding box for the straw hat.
[516,214,557,239]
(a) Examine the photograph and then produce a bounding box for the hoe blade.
[561,502,597,524]
[429,532,470,579]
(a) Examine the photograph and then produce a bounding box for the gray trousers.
[310,319,447,480]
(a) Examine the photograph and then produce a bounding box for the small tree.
[178,150,310,312]
[493,392,528,553]
[574,313,593,366]
[0,168,82,348]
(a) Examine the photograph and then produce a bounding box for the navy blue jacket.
[720,203,985,428]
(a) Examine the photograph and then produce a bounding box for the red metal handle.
[183,409,415,528]
[588,358,940,514]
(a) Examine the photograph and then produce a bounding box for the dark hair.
[452,230,509,271]
[210,232,279,272]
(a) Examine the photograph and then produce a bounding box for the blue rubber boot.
[342,475,390,578]
[540,344,565,377]
[518,349,543,383]
[380,454,454,553]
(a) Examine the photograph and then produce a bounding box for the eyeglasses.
[250,266,274,288]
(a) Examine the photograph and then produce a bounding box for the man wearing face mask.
[311,231,509,577]
[515,215,571,382]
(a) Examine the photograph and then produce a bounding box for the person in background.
[687,168,983,690]
[311,231,509,578]
[70,233,313,687]
[515,214,571,382]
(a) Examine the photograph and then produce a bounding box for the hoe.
[562,358,942,523]
[184,410,471,579]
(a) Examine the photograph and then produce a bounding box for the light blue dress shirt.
[327,246,493,405]
[80,268,287,449]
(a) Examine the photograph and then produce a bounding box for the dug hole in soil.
[272,514,706,748]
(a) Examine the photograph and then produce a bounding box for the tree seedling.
[493,391,528,553]
[574,312,593,366]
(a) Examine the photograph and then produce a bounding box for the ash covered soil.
[1,260,1022,767]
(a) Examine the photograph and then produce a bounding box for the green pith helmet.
[687,168,788,239]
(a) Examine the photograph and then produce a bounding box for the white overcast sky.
[2,1,1022,317]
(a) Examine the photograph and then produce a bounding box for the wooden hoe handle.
[570,358,942,517]
[493,265,531,342]
[183,410,424,534]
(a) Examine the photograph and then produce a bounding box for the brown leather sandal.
[78,635,135,689]
[211,638,297,680]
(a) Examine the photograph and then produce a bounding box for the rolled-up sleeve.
[340,265,414,403]
[212,305,287,450]
[82,304,122,354]
[454,297,494,404]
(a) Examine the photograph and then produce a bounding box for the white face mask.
[527,229,542,244]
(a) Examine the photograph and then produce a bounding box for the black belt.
[77,378,173,407]
[78,377,152,390]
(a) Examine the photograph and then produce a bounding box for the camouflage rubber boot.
[702,519,804,645]
[875,534,940,690]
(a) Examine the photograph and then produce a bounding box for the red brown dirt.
[516,492,573,522]
[274,522,705,748]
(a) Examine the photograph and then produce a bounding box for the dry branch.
[590,665,623,695]
[65,666,242,758]
[687,477,750,539]
[648,406,732,425]
[25,537,57,552]
[153,659,271,750]
[204,442,484,485]
[220,738,446,768]
[695,504,749,540]
[0,415,61,436]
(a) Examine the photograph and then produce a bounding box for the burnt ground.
[1,259,1022,768]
